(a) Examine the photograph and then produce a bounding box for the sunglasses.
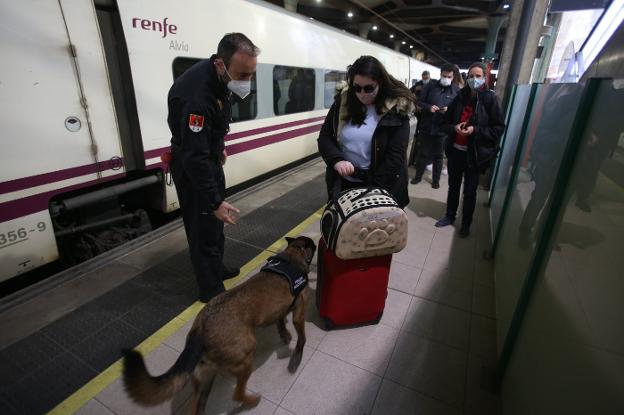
[352,84,377,93]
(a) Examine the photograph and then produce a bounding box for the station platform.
[0,159,499,415]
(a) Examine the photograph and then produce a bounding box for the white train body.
[0,0,439,282]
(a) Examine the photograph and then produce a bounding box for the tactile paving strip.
[0,172,327,413]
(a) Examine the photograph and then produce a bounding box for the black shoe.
[431,182,440,189]
[458,224,470,238]
[576,200,591,212]
[199,286,225,303]
[435,216,454,227]
[222,264,240,280]
[410,177,421,185]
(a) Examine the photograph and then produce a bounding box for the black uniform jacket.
[168,55,232,211]
[442,86,505,172]
[317,88,414,208]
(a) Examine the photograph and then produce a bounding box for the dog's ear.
[285,236,296,245]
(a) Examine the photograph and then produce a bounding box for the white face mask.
[440,77,452,87]
[223,66,251,99]
[468,77,485,90]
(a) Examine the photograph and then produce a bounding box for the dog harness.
[261,254,308,297]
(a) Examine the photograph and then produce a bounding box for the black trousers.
[408,130,420,166]
[170,158,226,299]
[446,146,480,226]
[414,132,446,184]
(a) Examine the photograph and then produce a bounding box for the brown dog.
[122,236,316,414]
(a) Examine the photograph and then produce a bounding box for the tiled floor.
[74,168,501,415]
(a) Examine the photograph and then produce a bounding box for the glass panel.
[171,57,257,122]
[324,70,347,108]
[502,79,624,412]
[494,83,584,352]
[490,85,533,237]
[273,66,316,115]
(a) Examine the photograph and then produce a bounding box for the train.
[0,0,439,283]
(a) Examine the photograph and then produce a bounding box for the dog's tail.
[122,328,204,406]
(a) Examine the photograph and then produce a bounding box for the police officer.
[168,33,260,302]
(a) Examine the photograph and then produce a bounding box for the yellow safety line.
[48,207,323,415]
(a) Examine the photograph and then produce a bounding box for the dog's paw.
[241,393,261,408]
[288,353,303,373]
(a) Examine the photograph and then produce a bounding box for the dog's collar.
[268,252,310,269]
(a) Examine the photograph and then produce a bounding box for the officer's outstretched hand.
[214,201,240,225]
[220,149,228,166]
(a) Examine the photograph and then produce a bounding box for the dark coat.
[417,80,460,136]
[442,86,505,172]
[317,88,413,208]
[168,55,232,211]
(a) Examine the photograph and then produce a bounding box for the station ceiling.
[263,0,512,69]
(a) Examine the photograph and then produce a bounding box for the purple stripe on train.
[0,172,127,223]
[0,122,323,223]
[142,115,325,160]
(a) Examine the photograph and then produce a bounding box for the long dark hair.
[345,55,414,125]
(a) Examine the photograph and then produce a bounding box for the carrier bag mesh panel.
[321,187,408,259]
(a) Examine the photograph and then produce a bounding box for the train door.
[58,0,125,175]
[0,0,123,281]
[0,1,115,280]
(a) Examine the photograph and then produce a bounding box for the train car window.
[273,66,315,115]
[324,70,347,108]
[171,57,257,122]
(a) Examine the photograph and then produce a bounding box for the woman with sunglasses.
[317,55,415,208]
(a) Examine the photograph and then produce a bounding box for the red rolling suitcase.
[316,238,392,329]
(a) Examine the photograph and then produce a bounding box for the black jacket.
[168,55,232,211]
[443,86,505,172]
[417,80,460,136]
[317,89,413,208]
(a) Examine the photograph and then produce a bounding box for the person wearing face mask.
[411,64,460,188]
[407,71,434,167]
[318,55,415,208]
[409,70,431,101]
[435,62,505,238]
[167,33,259,302]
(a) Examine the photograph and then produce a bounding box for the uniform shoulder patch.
[188,114,205,132]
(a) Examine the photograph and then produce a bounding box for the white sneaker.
[426,164,433,172]
[442,167,448,176]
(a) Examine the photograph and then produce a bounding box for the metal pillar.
[358,22,373,39]
[497,0,550,110]
[484,15,507,62]
[411,49,426,61]
[284,0,298,13]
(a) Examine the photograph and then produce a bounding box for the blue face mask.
[468,77,485,90]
